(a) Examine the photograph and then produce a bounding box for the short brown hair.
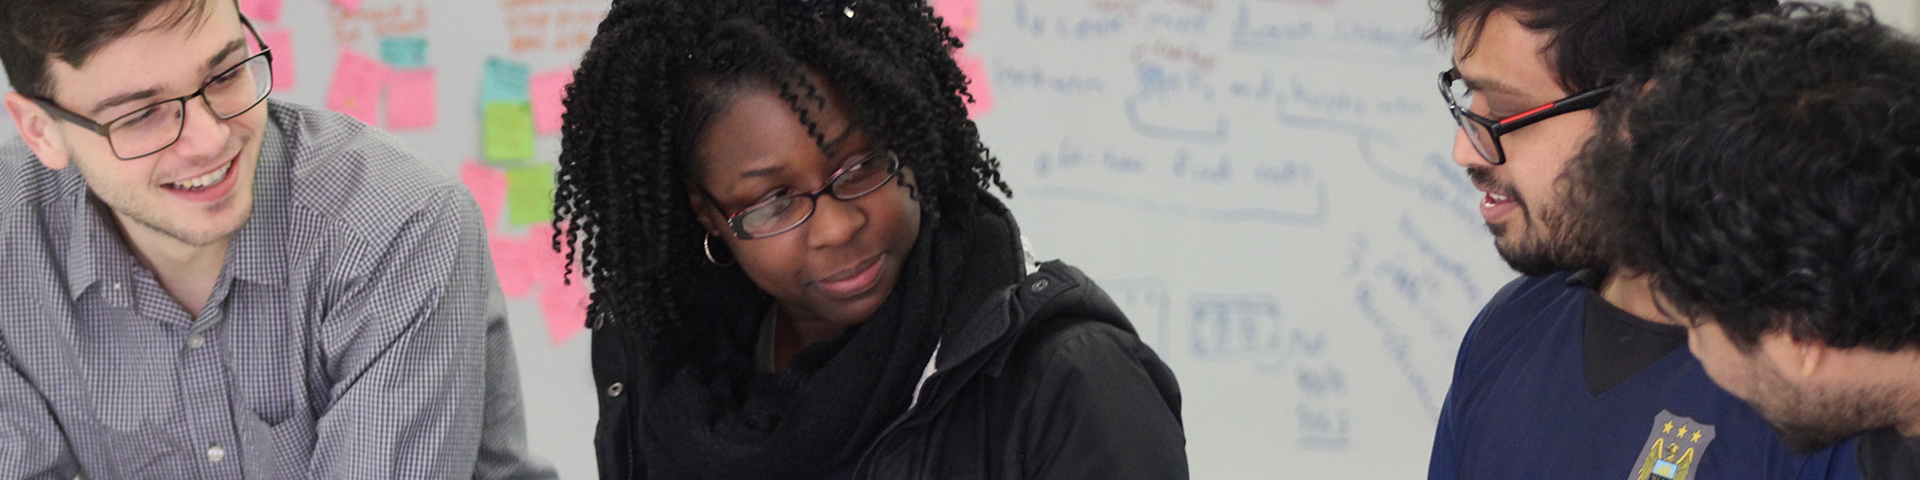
[0,0,214,98]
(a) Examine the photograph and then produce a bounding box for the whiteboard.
[3,0,1915,479]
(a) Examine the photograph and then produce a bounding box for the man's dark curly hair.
[1587,3,1920,352]
[1429,0,1774,93]
[552,0,1008,369]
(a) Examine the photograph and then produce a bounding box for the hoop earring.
[703,233,736,267]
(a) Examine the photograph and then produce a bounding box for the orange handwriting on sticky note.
[327,50,386,125]
[530,69,572,135]
[387,69,437,130]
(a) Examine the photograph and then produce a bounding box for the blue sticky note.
[482,57,530,102]
[380,37,428,69]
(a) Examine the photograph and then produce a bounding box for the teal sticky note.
[483,101,536,163]
[482,57,530,102]
[380,37,428,69]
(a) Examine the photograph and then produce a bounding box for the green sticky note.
[483,101,536,163]
[380,37,428,69]
[505,164,554,226]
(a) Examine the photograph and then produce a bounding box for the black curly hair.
[552,0,1008,370]
[1429,0,1775,93]
[1587,3,1920,352]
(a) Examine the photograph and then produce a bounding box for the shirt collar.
[62,189,137,303]
[226,104,291,287]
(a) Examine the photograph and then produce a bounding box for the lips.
[814,254,885,298]
[160,152,241,204]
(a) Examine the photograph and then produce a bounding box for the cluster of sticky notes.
[461,160,588,345]
[482,58,537,164]
[382,37,436,131]
[323,39,438,130]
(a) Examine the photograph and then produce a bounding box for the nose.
[1451,127,1493,168]
[805,195,866,250]
[167,96,233,160]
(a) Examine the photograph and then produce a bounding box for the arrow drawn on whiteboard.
[1024,182,1328,226]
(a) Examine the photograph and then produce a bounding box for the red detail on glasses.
[1500,102,1556,125]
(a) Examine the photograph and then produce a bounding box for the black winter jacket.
[590,261,1189,479]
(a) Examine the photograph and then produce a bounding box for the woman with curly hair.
[552,0,1188,478]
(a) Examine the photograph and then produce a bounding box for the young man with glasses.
[1586,5,1920,478]
[0,0,554,477]
[1426,0,1859,478]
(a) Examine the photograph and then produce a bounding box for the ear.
[5,92,71,170]
[684,184,727,237]
[1757,331,1832,381]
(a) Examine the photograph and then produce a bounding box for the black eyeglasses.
[719,150,902,240]
[1439,68,1615,165]
[30,16,274,161]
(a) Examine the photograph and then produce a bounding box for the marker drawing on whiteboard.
[1187,293,1284,361]
[1024,183,1329,227]
[1355,134,1481,226]
[1126,98,1228,143]
[1354,283,1442,418]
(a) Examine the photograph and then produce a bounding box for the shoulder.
[270,102,479,249]
[0,136,77,257]
[1455,271,1585,357]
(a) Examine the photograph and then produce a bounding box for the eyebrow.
[87,37,248,117]
[1460,74,1527,99]
[739,165,785,179]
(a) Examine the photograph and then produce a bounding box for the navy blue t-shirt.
[1428,271,1861,480]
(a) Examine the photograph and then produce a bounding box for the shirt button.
[186,334,205,350]
[206,445,226,462]
[606,382,623,397]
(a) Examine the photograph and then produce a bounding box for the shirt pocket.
[239,407,316,480]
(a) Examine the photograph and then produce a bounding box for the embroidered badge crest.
[1631,410,1717,480]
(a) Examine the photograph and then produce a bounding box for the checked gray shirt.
[0,101,556,479]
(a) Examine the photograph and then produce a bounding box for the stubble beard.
[1472,165,1605,276]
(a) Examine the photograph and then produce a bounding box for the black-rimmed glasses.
[30,17,274,160]
[721,150,902,240]
[1439,68,1614,165]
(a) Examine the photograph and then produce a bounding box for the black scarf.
[639,197,1024,479]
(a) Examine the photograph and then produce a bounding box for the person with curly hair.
[551,0,1188,478]
[1423,0,1865,478]
[1585,4,1920,477]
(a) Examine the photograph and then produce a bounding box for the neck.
[1598,269,1684,325]
[115,213,228,318]
[1888,354,1920,438]
[770,305,856,373]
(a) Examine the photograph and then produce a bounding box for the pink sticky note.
[260,28,295,91]
[932,0,979,40]
[327,50,386,126]
[240,0,283,23]
[460,160,506,229]
[539,277,589,344]
[489,236,539,297]
[954,51,993,118]
[386,69,437,130]
[529,69,572,135]
[331,0,361,13]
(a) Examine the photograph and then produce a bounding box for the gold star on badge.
[1692,431,1702,443]
[1678,426,1689,438]
[1664,421,1674,433]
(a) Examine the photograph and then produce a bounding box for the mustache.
[1466,166,1519,199]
